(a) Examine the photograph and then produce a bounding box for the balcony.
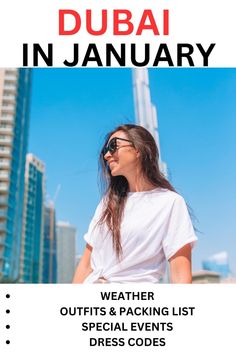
[0,223,6,233]
[1,100,16,109]
[0,160,10,168]
[0,196,8,205]
[4,75,18,82]
[0,106,15,114]
[0,136,12,144]
[5,69,18,77]
[0,171,10,180]
[0,148,11,157]
[2,94,16,101]
[0,210,7,218]
[0,115,14,123]
[0,126,13,134]
[0,242,4,251]
[0,183,9,192]
[2,85,17,93]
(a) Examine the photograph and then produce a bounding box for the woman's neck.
[127,173,156,193]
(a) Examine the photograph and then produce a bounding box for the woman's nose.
[104,151,112,160]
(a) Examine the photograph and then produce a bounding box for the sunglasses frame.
[103,137,134,156]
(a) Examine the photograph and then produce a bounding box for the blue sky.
[29,68,236,274]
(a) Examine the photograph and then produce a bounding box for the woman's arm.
[168,243,192,283]
[72,243,93,283]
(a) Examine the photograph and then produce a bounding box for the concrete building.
[56,221,76,283]
[0,68,32,282]
[20,154,45,283]
[192,270,221,284]
[132,68,167,176]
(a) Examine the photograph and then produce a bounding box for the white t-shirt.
[83,188,197,283]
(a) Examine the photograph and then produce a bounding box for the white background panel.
[0,0,235,67]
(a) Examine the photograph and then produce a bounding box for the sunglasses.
[102,137,134,156]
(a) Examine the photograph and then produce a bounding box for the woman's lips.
[109,161,118,168]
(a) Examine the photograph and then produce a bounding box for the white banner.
[0,0,235,67]
[0,284,235,353]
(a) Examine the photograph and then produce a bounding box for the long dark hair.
[98,124,176,259]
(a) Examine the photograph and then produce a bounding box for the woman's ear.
[136,150,140,158]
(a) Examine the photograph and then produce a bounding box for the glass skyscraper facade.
[20,154,45,283]
[42,204,57,283]
[0,68,32,282]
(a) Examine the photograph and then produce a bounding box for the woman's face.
[104,130,140,177]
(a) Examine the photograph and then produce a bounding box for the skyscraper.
[56,221,76,283]
[132,69,167,176]
[42,203,57,283]
[20,154,45,283]
[0,68,32,282]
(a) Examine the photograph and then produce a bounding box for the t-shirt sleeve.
[162,195,198,260]
[83,200,104,247]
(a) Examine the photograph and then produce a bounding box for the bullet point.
[6,325,10,329]
[6,309,10,314]
[6,340,10,345]
[6,294,10,299]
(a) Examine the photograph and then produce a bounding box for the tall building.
[56,221,76,283]
[202,251,231,279]
[0,68,32,282]
[20,154,45,283]
[42,203,57,283]
[132,69,167,176]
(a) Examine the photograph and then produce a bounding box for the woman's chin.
[111,168,121,176]
[111,169,118,176]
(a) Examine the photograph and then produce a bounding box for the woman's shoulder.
[155,187,182,199]
[95,197,106,213]
[154,188,186,206]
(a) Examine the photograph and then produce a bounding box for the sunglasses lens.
[108,139,117,153]
[103,139,117,156]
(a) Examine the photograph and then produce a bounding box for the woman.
[73,124,197,284]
